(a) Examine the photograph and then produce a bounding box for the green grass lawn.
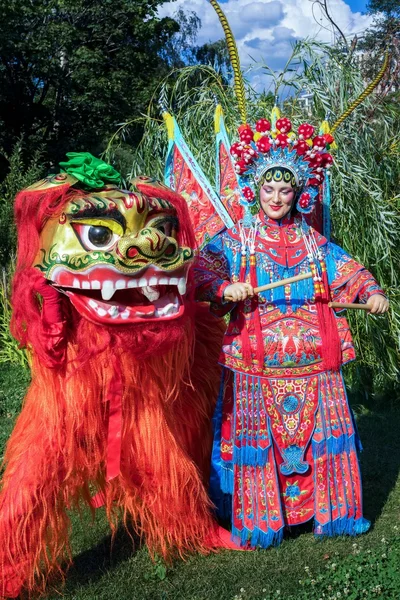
[0,363,399,600]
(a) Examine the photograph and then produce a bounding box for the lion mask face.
[33,177,193,326]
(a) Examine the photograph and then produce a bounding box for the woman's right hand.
[223,282,254,302]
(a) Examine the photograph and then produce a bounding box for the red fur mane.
[1,181,222,597]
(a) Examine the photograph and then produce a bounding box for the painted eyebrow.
[263,185,292,191]
[146,208,177,219]
[69,207,126,230]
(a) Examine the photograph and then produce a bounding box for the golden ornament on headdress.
[209,0,247,125]
[330,52,389,134]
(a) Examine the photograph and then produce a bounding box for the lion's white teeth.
[169,277,178,285]
[73,278,81,289]
[149,276,158,286]
[82,281,90,290]
[159,277,169,285]
[138,277,147,287]
[127,279,138,288]
[88,299,98,309]
[108,306,119,317]
[142,286,160,302]
[97,307,107,317]
[164,303,177,315]
[156,302,178,317]
[101,280,115,301]
[91,280,101,289]
[121,309,130,319]
[115,279,126,290]
[178,278,186,296]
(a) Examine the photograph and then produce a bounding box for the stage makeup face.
[259,179,295,220]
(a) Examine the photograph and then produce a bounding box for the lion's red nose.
[127,246,139,259]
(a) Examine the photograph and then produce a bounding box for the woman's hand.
[366,294,389,314]
[223,282,254,303]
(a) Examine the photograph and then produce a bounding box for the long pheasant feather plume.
[331,52,389,134]
[209,0,247,124]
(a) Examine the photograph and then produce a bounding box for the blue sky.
[159,0,376,90]
[159,0,372,91]
[347,0,368,12]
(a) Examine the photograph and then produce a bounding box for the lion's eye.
[155,222,172,236]
[88,226,113,246]
[73,224,120,251]
[149,217,178,238]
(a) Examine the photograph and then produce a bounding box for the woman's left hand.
[366,294,389,314]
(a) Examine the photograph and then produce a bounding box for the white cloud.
[158,0,375,88]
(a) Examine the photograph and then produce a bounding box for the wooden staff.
[226,273,372,311]
[254,271,313,294]
[328,302,371,311]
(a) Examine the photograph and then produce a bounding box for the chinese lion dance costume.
[0,156,225,598]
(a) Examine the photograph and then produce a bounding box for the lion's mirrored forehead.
[63,190,177,233]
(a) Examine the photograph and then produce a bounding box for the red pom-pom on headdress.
[238,124,254,144]
[294,140,309,156]
[276,117,292,133]
[256,119,271,133]
[230,142,243,159]
[242,186,255,201]
[275,133,289,147]
[256,137,271,153]
[298,192,311,209]
[312,135,326,151]
[298,123,314,139]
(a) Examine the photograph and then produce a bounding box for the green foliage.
[0,269,28,367]
[297,535,400,600]
[291,42,400,400]
[0,364,30,454]
[143,555,168,581]
[105,64,275,181]
[367,0,400,16]
[0,143,42,367]
[360,0,400,85]
[196,39,231,75]
[161,9,202,68]
[0,142,45,268]
[0,0,181,171]
[229,534,400,600]
[358,17,399,84]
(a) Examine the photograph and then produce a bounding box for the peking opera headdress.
[163,0,389,242]
[209,0,389,230]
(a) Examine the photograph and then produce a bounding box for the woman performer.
[194,114,389,549]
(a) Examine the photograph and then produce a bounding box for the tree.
[367,0,399,16]
[161,9,202,68]
[0,0,180,174]
[196,39,231,76]
[359,0,400,89]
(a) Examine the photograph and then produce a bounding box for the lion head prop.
[0,154,223,598]
[35,175,193,325]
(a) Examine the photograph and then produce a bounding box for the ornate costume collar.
[258,211,295,228]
